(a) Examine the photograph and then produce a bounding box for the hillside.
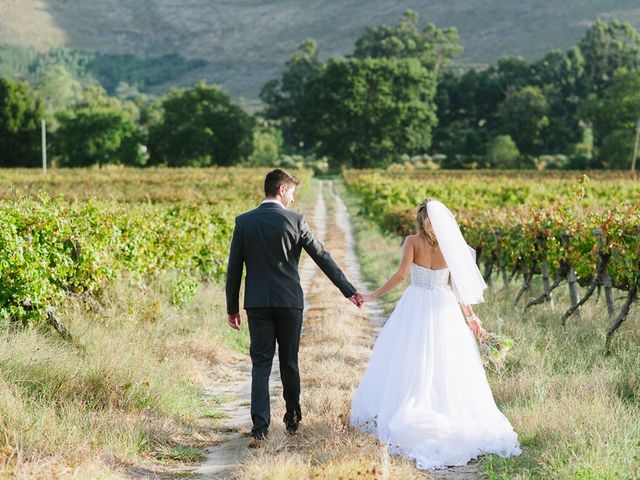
[2,0,640,101]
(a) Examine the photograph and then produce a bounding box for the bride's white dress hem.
[350,263,522,471]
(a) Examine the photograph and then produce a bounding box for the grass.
[202,410,230,420]
[155,444,205,463]
[338,179,640,479]
[0,271,240,478]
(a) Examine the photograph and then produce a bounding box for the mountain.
[2,0,640,103]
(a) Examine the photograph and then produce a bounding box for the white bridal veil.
[426,200,487,305]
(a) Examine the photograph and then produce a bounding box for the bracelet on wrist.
[465,313,482,326]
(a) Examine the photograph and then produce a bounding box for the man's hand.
[348,291,365,308]
[228,313,241,330]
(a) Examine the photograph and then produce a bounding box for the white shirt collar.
[261,199,284,208]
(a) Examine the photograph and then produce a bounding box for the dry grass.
[0,271,243,478]
[479,296,640,480]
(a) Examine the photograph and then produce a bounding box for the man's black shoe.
[285,421,298,435]
[248,431,267,448]
[284,412,301,435]
[248,436,265,449]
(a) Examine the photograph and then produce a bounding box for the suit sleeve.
[299,215,356,298]
[225,217,244,315]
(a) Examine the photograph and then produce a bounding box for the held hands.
[349,290,380,307]
[357,291,377,306]
[349,291,365,308]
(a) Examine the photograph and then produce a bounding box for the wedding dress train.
[350,263,522,470]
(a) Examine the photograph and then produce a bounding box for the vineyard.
[0,167,637,478]
[344,169,640,352]
[0,167,278,204]
[1,166,636,347]
[0,167,311,336]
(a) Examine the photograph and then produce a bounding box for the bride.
[351,198,522,470]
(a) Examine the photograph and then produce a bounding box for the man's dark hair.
[264,169,299,197]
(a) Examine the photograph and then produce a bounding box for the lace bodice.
[410,263,450,289]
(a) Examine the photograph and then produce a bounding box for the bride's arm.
[365,237,414,301]
[460,303,487,340]
[453,279,487,339]
[461,304,474,317]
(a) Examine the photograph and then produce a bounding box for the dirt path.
[192,180,485,480]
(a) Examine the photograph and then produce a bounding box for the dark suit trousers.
[246,307,303,437]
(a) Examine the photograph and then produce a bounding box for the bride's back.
[410,234,448,270]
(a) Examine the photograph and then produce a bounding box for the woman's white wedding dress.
[350,263,522,470]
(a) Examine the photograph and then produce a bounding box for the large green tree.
[352,9,462,75]
[498,85,550,157]
[578,20,640,95]
[301,57,437,168]
[31,64,83,128]
[55,107,145,167]
[432,57,532,158]
[529,49,585,152]
[433,56,541,158]
[432,67,503,157]
[149,82,254,167]
[581,68,640,168]
[259,39,322,151]
[0,77,44,167]
[494,56,532,91]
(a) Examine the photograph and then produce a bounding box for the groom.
[226,168,364,445]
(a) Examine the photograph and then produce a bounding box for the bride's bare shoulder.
[404,234,420,245]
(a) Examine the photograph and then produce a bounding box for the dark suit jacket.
[225,202,356,314]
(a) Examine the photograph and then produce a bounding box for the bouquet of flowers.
[478,331,514,373]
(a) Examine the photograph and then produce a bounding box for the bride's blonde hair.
[416,198,438,249]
